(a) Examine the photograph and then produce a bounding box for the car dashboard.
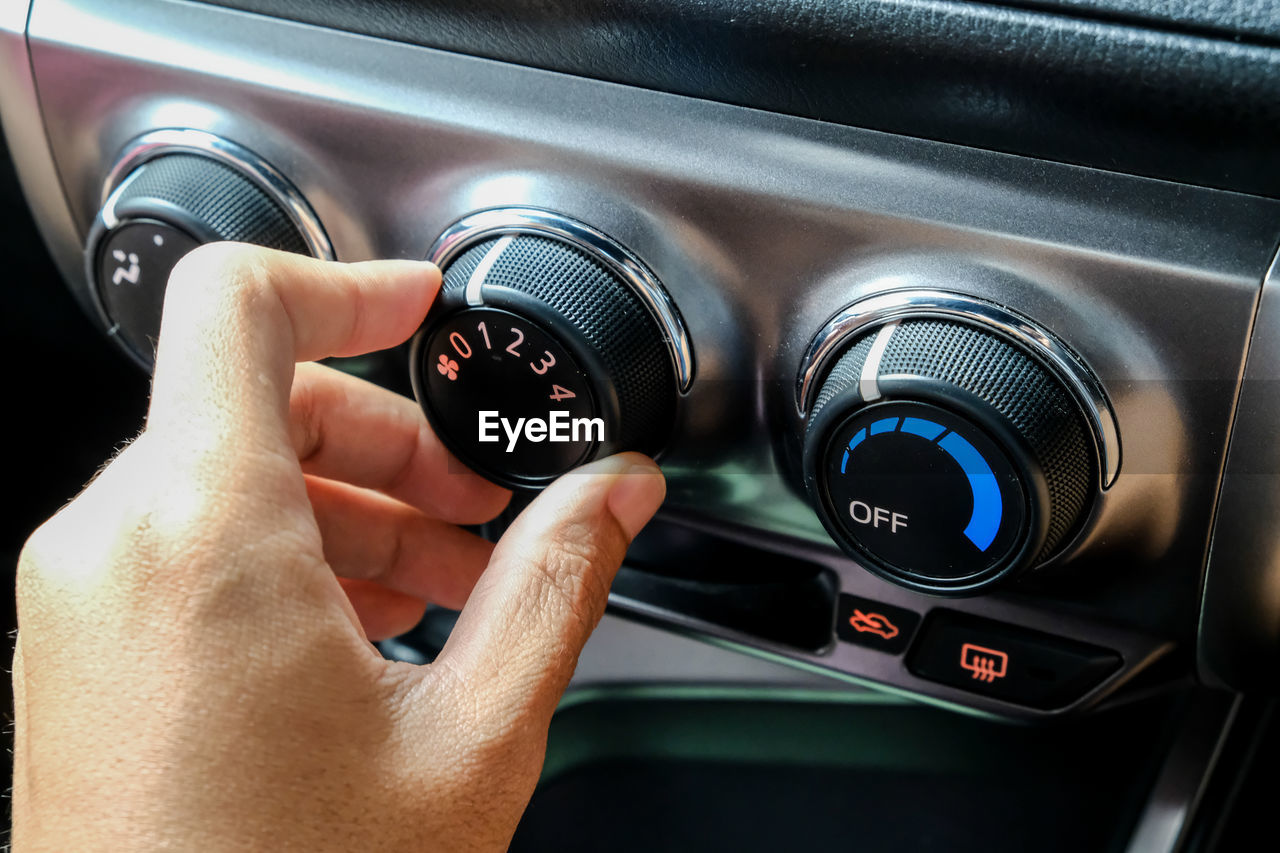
[3,0,1280,850]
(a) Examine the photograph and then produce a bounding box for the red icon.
[960,643,1009,683]
[437,354,459,381]
[848,609,900,641]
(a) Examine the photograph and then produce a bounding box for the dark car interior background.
[4,1,1280,850]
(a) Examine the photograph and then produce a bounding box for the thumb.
[432,452,665,724]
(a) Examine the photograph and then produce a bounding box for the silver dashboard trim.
[427,207,696,393]
[796,289,1122,489]
[99,128,334,261]
[1123,693,1239,853]
[0,0,86,293]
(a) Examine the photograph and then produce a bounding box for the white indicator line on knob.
[99,168,146,230]
[465,234,514,306]
[859,321,899,402]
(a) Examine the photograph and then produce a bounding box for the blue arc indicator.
[937,432,1003,552]
[869,417,899,435]
[900,417,946,441]
[840,416,1004,552]
[840,428,867,474]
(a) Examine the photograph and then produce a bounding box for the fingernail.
[606,461,666,540]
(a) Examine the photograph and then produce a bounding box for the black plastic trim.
[197,0,1280,198]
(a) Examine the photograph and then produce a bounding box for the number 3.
[530,350,556,375]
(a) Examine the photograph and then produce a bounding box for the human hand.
[12,243,666,851]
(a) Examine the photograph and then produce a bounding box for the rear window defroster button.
[906,611,1121,710]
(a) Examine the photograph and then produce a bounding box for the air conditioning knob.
[409,209,693,490]
[86,131,329,367]
[801,303,1109,595]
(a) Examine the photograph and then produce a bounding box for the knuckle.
[379,418,427,498]
[522,517,618,636]
[16,441,153,596]
[15,517,63,599]
[289,371,326,462]
[373,512,411,585]
[166,242,279,319]
[141,508,321,624]
[342,275,369,353]
[15,487,156,609]
[169,241,268,290]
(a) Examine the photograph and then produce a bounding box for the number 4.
[549,385,576,401]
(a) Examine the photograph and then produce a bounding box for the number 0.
[449,332,472,359]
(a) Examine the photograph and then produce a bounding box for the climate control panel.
[16,0,1279,714]
[55,124,1218,717]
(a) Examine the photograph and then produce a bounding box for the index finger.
[146,243,439,485]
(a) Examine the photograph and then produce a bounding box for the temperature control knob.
[410,210,691,490]
[801,304,1107,595]
[86,130,329,367]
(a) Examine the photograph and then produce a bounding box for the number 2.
[506,327,524,356]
